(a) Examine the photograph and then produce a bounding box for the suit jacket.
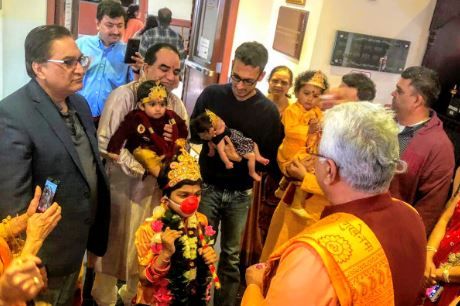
[0,79,110,277]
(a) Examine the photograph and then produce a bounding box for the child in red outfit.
[107,81,188,176]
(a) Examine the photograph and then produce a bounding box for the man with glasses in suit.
[0,25,110,305]
[190,41,283,306]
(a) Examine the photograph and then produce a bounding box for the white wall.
[148,0,193,21]
[1,0,47,98]
[231,0,327,94]
[230,0,436,102]
[258,0,326,95]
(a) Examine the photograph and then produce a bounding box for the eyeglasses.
[306,148,341,169]
[306,149,328,160]
[47,55,90,69]
[231,73,260,86]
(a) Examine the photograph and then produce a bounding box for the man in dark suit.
[0,25,110,305]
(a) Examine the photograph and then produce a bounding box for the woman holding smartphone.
[424,168,460,305]
[0,186,61,257]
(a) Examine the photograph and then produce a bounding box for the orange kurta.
[244,213,395,306]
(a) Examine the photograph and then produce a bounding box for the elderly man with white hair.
[242,102,427,306]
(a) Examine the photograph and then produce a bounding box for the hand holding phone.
[37,179,59,213]
[426,284,444,303]
[124,39,140,64]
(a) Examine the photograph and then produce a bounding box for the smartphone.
[124,38,140,64]
[426,284,444,303]
[37,178,59,213]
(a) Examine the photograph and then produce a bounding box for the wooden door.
[181,0,239,115]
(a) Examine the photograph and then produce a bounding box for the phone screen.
[124,39,140,64]
[426,284,444,303]
[37,178,59,213]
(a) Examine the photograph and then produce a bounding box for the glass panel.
[331,31,410,74]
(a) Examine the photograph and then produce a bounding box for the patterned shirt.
[398,118,430,155]
[139,25,185,60]
[76,35,134,117]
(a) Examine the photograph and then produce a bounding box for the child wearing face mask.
[106,80,188,177]
[134,148,218,306]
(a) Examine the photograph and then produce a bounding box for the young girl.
[134,148,218,305]
[190,109,269,182]
[260,70,330,261]
[277,70,328,174]
[107,80,188,177]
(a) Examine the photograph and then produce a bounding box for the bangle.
[144,266,155,283]
[443,267,450,283]
[427,245,438,253]
[162,256,170,264]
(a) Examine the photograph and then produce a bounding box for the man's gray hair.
[158,7,172,26]
[319,102,405,193]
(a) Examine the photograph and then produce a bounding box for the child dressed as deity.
[107,80,188,177]
[134,148,218,306]
[277,70,328,177]
[259,70,330,261]
[190,109,269,182]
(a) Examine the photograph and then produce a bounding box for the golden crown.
[307,71,327,90]
[141,81,168,104]
[166,148,202,188]
[205,109,220,128]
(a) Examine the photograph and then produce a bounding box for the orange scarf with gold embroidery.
[265,212,394,306]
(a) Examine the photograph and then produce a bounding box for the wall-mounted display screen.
[330,31,410,74]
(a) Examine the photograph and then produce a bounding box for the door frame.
[47,0,79,38]
[219,0,239,83]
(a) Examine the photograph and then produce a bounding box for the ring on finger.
[33,276,40,285]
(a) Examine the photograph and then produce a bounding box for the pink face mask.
[168,195,200,216]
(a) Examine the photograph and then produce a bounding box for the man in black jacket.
[190,41,283,306]
[0,25,110,305]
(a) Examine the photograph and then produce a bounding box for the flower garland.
[149,204,215,305]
